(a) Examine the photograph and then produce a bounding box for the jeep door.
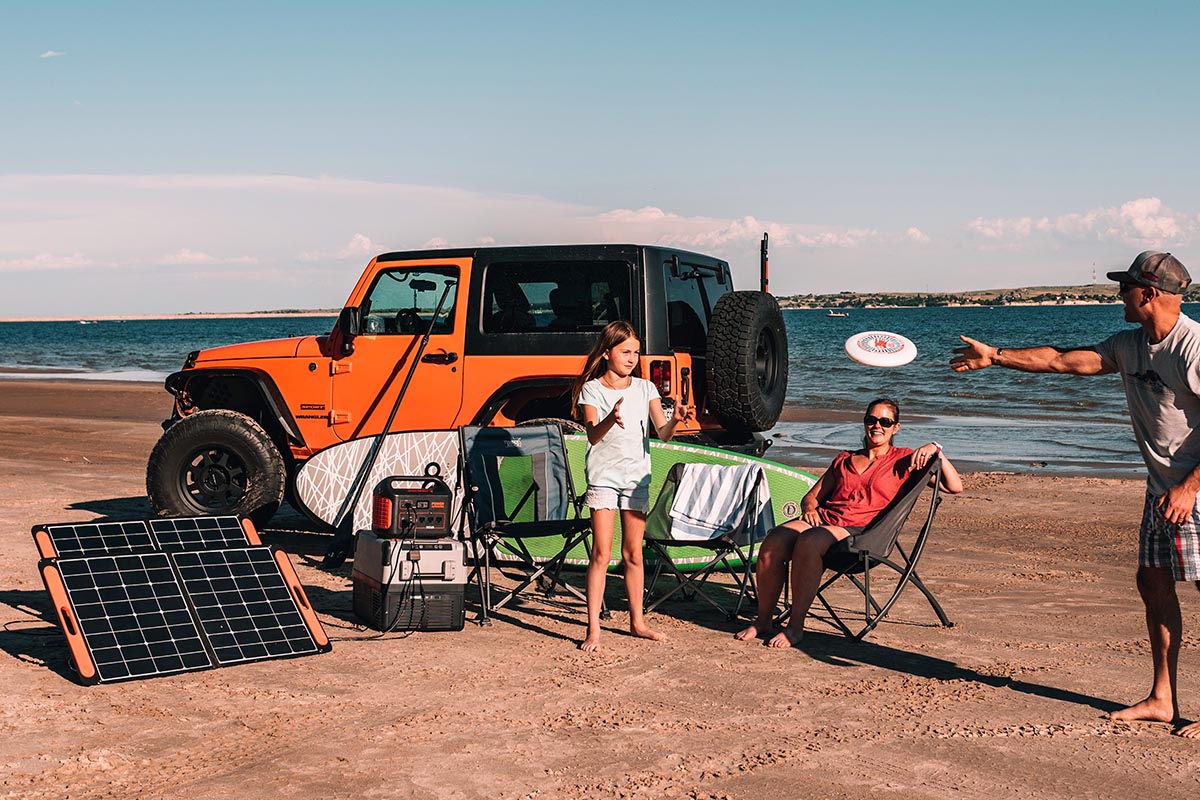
[330,261,465,441]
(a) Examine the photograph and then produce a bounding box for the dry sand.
[1,380,1198,799]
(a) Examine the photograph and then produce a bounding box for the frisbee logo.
[858,334,904,355]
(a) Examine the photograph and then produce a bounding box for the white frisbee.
[845,330,918,368]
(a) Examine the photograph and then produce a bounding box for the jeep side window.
[361,267,458,335]
[482,261,632,334]
[665,266,716,352]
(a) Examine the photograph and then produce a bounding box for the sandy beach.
[1,379,1197,799]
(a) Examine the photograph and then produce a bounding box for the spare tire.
[705,291,788,432]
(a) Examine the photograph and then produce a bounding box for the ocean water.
[0,305,1172,478]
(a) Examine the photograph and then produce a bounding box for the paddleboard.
[293,430,461,533]
[294,429,818,571]
[845,330,917,368]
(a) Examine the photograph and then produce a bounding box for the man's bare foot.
[1106,696,1177,723]
[579,630,601,652]
[734,620,773,641]
[630,624,666,642]
[767,627,803,648]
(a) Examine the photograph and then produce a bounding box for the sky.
[3,1,1200,317]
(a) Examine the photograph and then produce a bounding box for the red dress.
[818,447,914,528]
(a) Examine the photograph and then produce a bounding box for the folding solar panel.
[33,520,157,559]
[42,553,214,683]
[150,515,257,552]
[32,515,260,561]
[172,548,321,665]
[34,515,329,685]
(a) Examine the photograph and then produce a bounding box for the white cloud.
[0,252,92,271]
[157,248,259,266]
[0,173,946,313]
[967,197,1196,246]
[905,227,930,243]
[39,50,64,59]
[299,233,377,263]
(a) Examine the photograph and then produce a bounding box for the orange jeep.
[146,244,788,525]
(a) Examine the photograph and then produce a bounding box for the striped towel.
[666,463,774,543]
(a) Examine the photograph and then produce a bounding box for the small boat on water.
[826,310,848,318]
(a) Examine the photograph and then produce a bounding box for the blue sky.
[3,1,1199,316]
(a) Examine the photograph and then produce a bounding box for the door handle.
[421,352,459,364]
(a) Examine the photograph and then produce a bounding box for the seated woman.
[736,397,963,648]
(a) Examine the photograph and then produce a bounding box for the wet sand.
[0,379,1198,799]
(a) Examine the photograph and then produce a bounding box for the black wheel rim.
[754,329,779,391]
[181,446,248,512]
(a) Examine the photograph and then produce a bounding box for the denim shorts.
[584,485,651,514]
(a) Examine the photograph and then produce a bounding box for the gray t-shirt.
[578,376,658,491]
[1095,312,1200,495]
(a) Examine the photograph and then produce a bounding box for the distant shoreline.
[0,310,339,323]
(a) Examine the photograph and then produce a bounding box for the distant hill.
[776,283,1200,308]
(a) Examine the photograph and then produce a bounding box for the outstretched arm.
[950,336,1114,376]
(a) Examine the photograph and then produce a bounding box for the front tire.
[146,409,286,527]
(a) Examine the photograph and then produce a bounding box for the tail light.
[372,495,393,532]
[649,359,672,397]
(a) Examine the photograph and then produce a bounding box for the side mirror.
[337,306,361,356]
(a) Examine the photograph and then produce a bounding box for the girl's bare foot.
[580,629,601,652]
[734,620,773,641]
[1176,721,1200,738]
[631,624,666,642]
[1106,696,1177,724]
[767,627,804,648]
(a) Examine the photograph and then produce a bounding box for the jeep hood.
[193,335,327,364]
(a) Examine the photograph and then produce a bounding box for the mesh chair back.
[459,424,574,527]
[847,458,941,559]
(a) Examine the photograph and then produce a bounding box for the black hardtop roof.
[374,243,727,266]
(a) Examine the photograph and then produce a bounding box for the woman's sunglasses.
[863,415,897,428]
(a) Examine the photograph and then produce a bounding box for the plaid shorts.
[1140,490,1200,581]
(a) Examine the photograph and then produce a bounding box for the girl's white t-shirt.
[578,376,658,491]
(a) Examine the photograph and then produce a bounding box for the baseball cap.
[1107,251,1192,294]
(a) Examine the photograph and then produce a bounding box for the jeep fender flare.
[165,368,305,450]
[473,377,577,427]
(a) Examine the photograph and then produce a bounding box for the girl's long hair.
[570,320,640,420]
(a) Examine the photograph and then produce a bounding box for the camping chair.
[643,462,774,620]
[807,457,952,640]
[458,423,593,624]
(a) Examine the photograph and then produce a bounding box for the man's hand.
[1158,483,1200,526]
[674,404,694,423]
[950,336,998,372]
[801,508,823,527]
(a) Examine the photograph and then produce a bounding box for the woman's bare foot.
[1176,721,1200,738]
[579,629,601,652]
[631,624,666,642]
[767,627,804,648]
[1106,696,1176,723]
[734,620,773,641]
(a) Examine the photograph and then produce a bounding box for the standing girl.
[572,320,692,651]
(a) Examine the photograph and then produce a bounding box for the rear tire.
[705,291,788,432]
[146,409,286,528]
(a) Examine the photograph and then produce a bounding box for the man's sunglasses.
[863,415,897,428]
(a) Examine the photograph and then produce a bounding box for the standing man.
[951,251,1200,735]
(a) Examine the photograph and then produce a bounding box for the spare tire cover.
[704,291,788,432]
